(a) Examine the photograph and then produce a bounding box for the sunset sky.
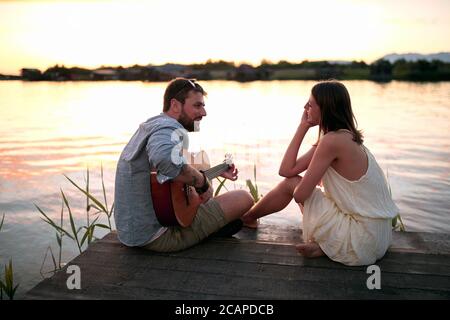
[0,0,449,75]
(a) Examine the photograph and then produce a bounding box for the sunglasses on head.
[174,79,198,98]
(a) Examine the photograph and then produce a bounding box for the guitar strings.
[205,163,229,179]
[205,167,226,178]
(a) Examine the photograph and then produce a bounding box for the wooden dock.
[25,224,450,299]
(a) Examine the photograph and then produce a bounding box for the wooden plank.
[25,230,450,300]
[27,259,449,300]
[233,224,450,255]
[71,250,450,293]
[26,239,450,300]
[99,227,450,256]
[87,237,450,276]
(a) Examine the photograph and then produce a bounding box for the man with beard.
[114,78,254,252]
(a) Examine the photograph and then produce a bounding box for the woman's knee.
[280,176,302,192]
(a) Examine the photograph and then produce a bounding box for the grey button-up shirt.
[114,113,186,246]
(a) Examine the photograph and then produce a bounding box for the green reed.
[0,260,19,300]
[212,163,263,202]
[0,214,19,300]
[39,198,65,276]
[35,165,113,277]
[0,213,4,232]
[214,177,229,197]
[246,164,263,203]
[64,165,113,231]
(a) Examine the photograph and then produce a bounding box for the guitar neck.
[204,163,230,180]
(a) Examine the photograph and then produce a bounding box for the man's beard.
[178,107,195,132]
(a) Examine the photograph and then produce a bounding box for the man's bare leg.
[214,190,254,222]
[241,176,302,228]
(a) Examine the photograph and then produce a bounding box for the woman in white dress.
[242,80,399,266]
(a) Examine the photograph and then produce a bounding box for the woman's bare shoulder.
[319,131,354,149]
[320,130,348,142]
[317,133,341,152]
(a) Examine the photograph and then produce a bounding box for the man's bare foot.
[295,242,325,258]
[242,218,259,229]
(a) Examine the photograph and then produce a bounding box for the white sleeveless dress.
[302,142,399,266]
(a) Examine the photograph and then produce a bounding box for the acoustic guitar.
[150,152,233,227]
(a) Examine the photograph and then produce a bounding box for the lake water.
[1,80,449,297]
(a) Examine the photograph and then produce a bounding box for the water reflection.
[0,80,449,296]
[0,80,449,225]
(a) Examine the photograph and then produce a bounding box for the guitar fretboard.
[204,163,230,180]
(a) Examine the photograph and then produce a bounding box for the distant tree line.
[4,59,449,82]
[369,59,450,81]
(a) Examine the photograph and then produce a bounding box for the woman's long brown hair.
[311,80,364,144]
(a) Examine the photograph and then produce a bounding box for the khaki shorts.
[143,198,227,252]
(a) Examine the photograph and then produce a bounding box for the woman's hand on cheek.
[300,108,312,130]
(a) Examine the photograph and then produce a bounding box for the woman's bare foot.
[242,218,259,229]
[295,242,325,258]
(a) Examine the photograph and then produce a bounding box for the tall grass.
[38,198,64,276]
[0,214,19,300]
[64,165,113,230]
[214,177,229,197]
[35,166,113,277]
[212,163,263,203]
[0,260,19,300]
[246,164,263,203]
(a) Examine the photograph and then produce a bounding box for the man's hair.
[311,80,364,144]
[163,78,207,112]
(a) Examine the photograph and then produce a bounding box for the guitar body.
[150,173,202,227]
[150,151,232,228]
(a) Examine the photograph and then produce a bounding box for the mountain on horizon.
[380,52,450,63]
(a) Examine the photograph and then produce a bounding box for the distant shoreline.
[1,59,449,82]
